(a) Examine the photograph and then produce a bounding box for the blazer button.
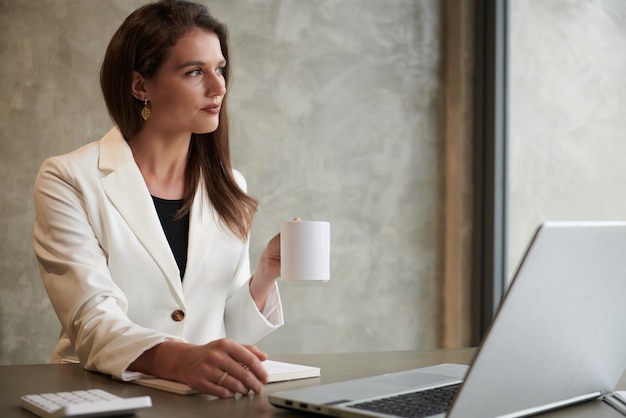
[171,309,185,322]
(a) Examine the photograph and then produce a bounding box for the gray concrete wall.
[0,0,442,364]
[509,0,626,279]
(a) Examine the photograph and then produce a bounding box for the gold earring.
[141,99,151,120]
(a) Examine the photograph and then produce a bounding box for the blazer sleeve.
[33,156,184,380]
[223,170,284,343]
[224,236,284,343]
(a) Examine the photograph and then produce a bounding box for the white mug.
[280,221,330,281]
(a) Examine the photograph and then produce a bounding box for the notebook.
[269,221,626,417]
[133,360,320,395]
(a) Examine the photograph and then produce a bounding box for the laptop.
[269,221,626,417]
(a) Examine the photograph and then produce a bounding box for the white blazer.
[33,127,283,380]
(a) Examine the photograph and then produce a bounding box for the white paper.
[132,360,320,395]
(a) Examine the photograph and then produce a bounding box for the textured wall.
[0,0,442,364]
[509,0,626,279]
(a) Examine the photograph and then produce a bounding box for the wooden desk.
[1,349,623,417]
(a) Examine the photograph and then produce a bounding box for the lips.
[201,103,221,114]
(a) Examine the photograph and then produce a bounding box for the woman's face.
[143,29,227,137]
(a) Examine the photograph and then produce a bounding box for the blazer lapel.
[183,183,218,287]
[98,128,184,304]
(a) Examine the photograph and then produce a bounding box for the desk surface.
[1,349,623,418]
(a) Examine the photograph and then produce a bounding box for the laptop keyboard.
[348,383,461,418]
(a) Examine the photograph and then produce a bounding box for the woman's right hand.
[130,338,269,398]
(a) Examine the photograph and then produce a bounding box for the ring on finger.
[217,371,228,386]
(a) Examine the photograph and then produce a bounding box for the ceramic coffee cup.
[280,220,330,282]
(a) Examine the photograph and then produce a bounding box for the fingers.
[223,341,269,386]
[216,362,262,396]
[245,344,269,362]
[190,339,268,398]
[207,366,253,397]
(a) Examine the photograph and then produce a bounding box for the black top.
[152,196,189,280]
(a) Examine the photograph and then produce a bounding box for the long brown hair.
[100,0,257,239]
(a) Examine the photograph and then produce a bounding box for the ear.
[131,71,148,101]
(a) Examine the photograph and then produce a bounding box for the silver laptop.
[269,221,626,417]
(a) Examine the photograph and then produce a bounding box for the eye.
[186,68,203,77]
[216,65,226,76]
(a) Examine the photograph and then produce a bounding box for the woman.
[33,0,283,398]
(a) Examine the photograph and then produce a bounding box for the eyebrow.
[176,59,226,70]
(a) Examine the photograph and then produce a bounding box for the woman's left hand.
[249,232,281,311]
[250,218,300,311]
[258,232,281,280]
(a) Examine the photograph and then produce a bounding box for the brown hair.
[100,0,257,239]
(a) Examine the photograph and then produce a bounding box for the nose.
[206,72,226,97]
